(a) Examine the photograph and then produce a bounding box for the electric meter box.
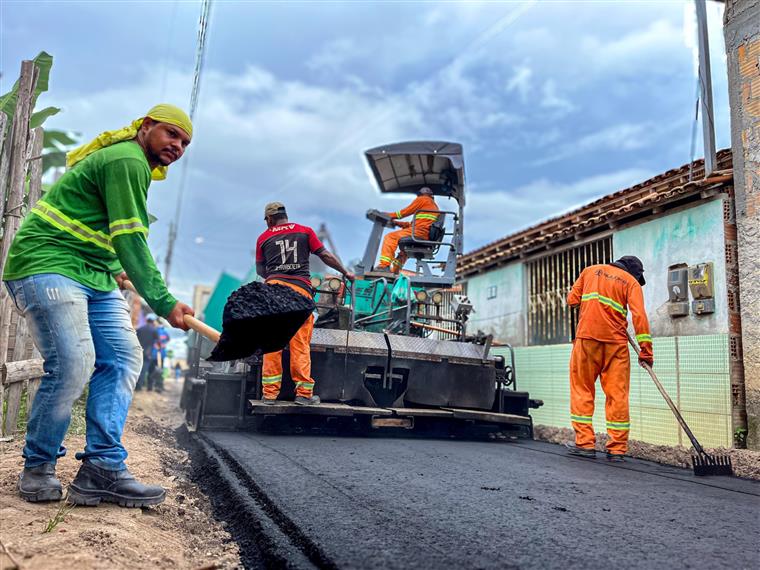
[667,264,689,317]
[688,262,715,315]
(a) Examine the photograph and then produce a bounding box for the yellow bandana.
[66,104,193,181]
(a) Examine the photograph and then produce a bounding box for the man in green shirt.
[3,104,194,507]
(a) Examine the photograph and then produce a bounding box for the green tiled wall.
[495,334,733,448]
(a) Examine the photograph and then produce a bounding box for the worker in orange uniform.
[376,186,439,273]
[255,202,354,405]
[565,255,653,462]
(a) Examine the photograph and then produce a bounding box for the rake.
[626,331,733,477]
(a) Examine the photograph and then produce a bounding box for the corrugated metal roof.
[458,150,733,277]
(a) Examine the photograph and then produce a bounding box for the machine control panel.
[365,209,394,227]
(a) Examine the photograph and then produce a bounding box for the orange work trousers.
[377,225,430,273]
[569,338,631,455]
[261,280,316,400]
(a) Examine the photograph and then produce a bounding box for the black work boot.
[294,395,321,406]
[564,442,596,458]
[68,461,165,507]
[18,463,63,502]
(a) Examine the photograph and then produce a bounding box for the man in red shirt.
[565,256,653,461]
[255,202,353,405]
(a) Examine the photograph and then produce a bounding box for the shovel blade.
[692,452,733,477]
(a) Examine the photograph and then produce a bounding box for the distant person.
[156,321,170,369]
[376,186,439,274]
[3,104,195,506]
[174,362,182,381]
[565,256,653,462]
[136,314,159,391]
[255,202,354,405]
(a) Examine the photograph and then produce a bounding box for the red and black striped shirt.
[255,222,324,293]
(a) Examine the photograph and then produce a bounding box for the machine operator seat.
[398,218,446,260]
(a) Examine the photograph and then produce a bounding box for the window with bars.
[527,237,613,345]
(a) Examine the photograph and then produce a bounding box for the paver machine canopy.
[357,141,465,288]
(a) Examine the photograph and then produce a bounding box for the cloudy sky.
[2,0,730,303]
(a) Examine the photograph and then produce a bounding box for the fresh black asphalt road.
[201,432,760,569]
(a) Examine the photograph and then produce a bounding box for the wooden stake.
[0,61,39,367]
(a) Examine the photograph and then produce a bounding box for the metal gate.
[527,237,613,345]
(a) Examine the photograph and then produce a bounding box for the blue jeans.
[5,274,143,470]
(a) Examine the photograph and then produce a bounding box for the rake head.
[691,452,734,477]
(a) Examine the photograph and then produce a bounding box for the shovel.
[123,279,314,362]
[626,330,733,477]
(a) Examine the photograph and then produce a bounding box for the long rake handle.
[626,331,705,455]
[123,280,221,343]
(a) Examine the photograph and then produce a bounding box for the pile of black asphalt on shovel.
[207,281,315,362]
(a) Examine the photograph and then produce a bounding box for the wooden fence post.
[0,62,38,363]
[0,61,42,437]
[0,112,9,222]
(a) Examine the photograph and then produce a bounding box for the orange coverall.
[567,264,653,455]
[377,195,439,273]
[261,280,316,399]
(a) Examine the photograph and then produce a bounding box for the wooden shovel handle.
[183,315,221,343]
[122,279,221,343]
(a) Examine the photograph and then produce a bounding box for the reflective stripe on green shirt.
[3,142,177,317]
[32,200,115,253]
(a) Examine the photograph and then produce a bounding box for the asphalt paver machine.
[181,141,542,437]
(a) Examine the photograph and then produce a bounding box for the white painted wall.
[613,198,728,336]
[464,262,526,346]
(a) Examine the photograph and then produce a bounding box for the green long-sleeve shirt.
[3,141,177,317]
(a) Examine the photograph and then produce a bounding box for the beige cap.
[264,202,287,217]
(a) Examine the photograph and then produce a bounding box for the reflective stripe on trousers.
[569,338,631,455]
[261,280,316,400]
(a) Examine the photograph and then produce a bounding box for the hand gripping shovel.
[124,280,220,342]
[626,331,733,477]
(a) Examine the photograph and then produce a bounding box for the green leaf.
[44,129,77,147]
[0,51,54,121]
[42,151,67,174]
[30,106,60,129]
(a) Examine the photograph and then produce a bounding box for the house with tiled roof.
[457,151,746,449]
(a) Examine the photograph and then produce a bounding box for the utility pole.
[723,0,760,449]
[164,221,176,287]
[695,0,717,176]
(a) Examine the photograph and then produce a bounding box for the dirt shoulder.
[534,425,760,480]
[0,380,240,570]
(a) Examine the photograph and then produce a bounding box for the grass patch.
[43,498,76,533]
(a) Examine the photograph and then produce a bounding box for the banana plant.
[0,51,59,130]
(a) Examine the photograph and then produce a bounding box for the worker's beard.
[145,132,179,167]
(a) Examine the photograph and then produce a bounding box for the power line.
[164,0,213,287]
